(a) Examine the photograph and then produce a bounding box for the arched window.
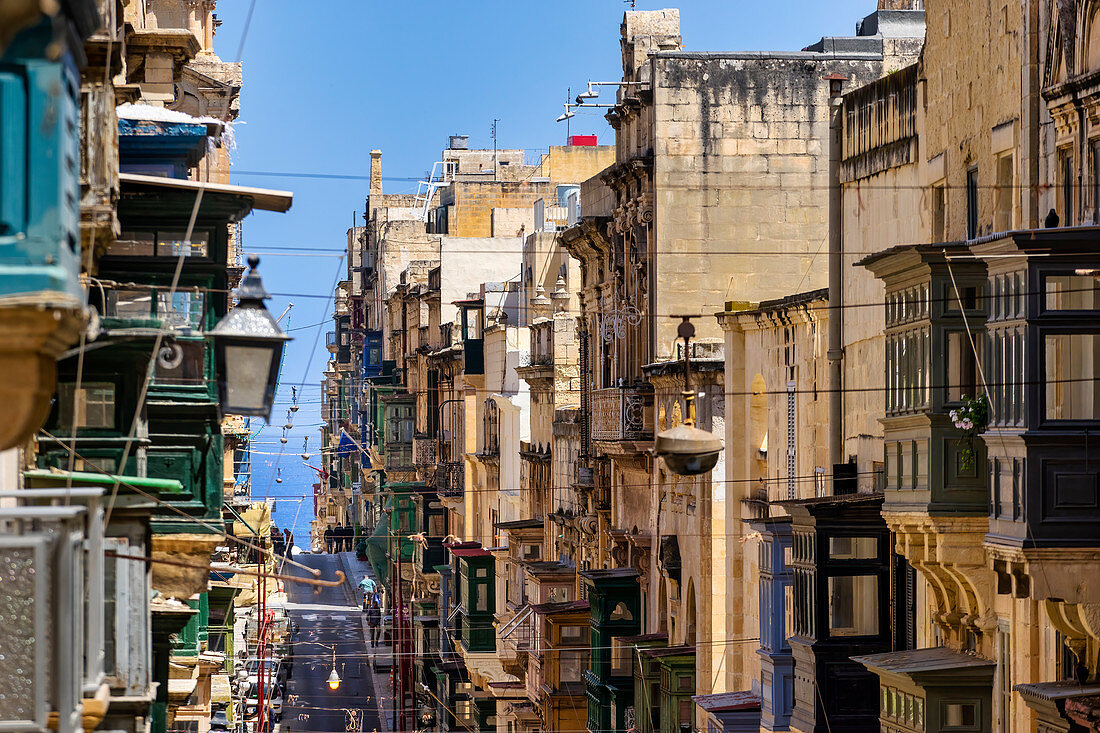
[1087,5,1100,71]
[685,580,698,646]
[657,578,669,634]
[750,374,768,495]
[483,399,500,455]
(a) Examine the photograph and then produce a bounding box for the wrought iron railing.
[435,462,464,497]
[413,436,437,465]
[518,351,553,367]
[591,385,654,442]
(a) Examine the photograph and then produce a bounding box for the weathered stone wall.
[651,52,901,360]
[490,207,532,238]
[535,145,617,185]
[442,180,557,238]
[646,365,724,690]
[373,219,439,358]
[720,293,829,692]
[922,0,1023,239]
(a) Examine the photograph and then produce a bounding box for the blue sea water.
[247,427,320,549]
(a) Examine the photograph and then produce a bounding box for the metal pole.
[391,547,400,731]
[257,540,266,733]
[827,76,845,486]
[397,545,406,733]
[676,317,697,426]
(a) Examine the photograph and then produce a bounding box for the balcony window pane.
[947,331,981,402]
[476,583,488,612]
[560,647,587,682]
[1016,329,1025,424]
[428,514,445,537]
[1046,275,1100,310]
[829,536,878,560]
[1045,334,1100,419]
[828,574,878,637]
[109,231,155,256]
[58,382,116,430]
[107,288,153,319]
[152,343,206,387]
[157,290,205,330]
[157,230,209,258]
[944,702,977,728]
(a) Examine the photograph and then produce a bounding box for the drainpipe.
[826,75,846,488]
[1023,0,1041,228]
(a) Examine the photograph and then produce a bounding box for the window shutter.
[787,382,797,500]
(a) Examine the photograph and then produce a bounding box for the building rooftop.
[692,691,762,713]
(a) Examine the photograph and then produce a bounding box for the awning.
[366,521,389,585]
[24,468,182,493]
[119,172,293,212]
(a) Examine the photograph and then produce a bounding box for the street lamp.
[211,255,291,421]
[311,641,342,690]
[655,316,723,476]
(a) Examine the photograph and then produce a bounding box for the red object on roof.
[449,547,492,558]
[568,135,597,146]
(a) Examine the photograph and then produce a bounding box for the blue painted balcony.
[0,3,99,449]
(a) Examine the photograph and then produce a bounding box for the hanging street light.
[211,255,290,421]
[314,641,341,690]
[655,316,723,476]
[326,644,341,690]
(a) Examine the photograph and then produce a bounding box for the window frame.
[109,228,213,260]
[1040,329,1100,423]
[57,381,118,433]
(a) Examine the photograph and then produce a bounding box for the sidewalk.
[337,551,392,732]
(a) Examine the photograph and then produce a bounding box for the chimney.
[370,150,383,197]
[621,9,681,81]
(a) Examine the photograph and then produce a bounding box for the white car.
[239,658,287,690]
[241,680,283,723]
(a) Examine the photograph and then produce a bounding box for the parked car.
[241,680,283,723]
[240,657,287,690]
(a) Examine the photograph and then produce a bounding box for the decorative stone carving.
[890,515,996,650]
[1058,0,1078,75]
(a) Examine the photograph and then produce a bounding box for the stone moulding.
[0,301,84,450]
[886,512,998,646]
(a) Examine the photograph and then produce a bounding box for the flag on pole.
[336,429,356,458]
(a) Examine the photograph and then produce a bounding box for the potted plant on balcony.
[950,394,989,471]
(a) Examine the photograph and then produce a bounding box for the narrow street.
[283,554,382,733]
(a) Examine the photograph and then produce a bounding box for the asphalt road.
[282,554,381,733]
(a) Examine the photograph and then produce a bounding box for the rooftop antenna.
[491,118,499,180]
[626,0,636,8]
[566,88,571,142]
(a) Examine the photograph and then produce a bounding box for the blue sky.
[210,0,882,524]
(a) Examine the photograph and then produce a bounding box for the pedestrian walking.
[323,526,333,554]
[283,528,294,560]
[358,575,377,599]
[365,599,382,647]
[271,524,284,557]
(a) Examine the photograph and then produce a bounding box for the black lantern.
[655,316,723,476]
[211,256,290,421]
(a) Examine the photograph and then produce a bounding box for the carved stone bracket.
[888,513,995,649]
[1044,600,1100,679]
